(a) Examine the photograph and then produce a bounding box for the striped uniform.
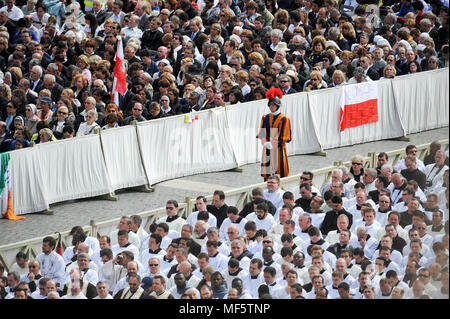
[257,112,292,179]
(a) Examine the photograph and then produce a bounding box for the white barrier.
[136,106,237,185]
[11,135,113,214]
[7,69,449,215]
[308,78,405,150]
[391,68,449,134]
[99,125,149,190]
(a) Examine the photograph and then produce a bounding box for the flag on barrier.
[1,153,25,220]
[339,81,379,132]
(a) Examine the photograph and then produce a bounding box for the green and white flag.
[1,152,25,220]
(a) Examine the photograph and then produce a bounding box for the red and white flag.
[112,36,127,106]
[339,81,378,132]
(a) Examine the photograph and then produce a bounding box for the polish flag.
[339,81,378,132]
[112,36,127,106]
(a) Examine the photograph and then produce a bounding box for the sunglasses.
[352,162,362,165]
[166,206,174,210]
[58,111,68,115]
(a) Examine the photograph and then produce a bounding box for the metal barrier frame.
[0,139,448,271]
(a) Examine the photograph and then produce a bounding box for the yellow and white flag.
[1,153,25,220]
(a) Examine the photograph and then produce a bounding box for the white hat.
[157,59,171,66]
[277,42,290,52]
[416,44,426,51]
[377,38,392,50]
[373,35,383,44]
[326,40,341,52]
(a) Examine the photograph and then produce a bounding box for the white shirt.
[36,250,66,287]
[111,243,140,260]
[264,188,285,210]
[109,230,141,251]
[156,215,187,234]
[122,26,143,39]
[219,217,248,241]
[61,292,87,299]
[208,252,229,272]
[253,213,276,232]
[186,210,217,228]
[0,5,24,21]
[424,163,448,193]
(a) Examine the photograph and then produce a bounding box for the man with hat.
[37,96,53,123]
[141,276,154,294]
[257,87,292,180]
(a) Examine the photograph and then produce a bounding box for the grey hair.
[338,165,350,175]
[381,163,393,173]
[366,168,378,178]
[44,74,56,83]
[77,253,90,260]
[207,227,219,235]
[231,239,244,248]
[357,226,368,234]
[270,29,283,39]
[86,109,98,120]
[332,168,343,178]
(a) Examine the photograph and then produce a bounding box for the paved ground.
[0,126,448,246]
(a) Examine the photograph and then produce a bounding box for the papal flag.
[1,153,25,220]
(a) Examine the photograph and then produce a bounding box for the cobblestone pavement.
[0,127,448,246]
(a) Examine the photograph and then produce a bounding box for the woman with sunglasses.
[49,105,74,140]
[100,103,124,127]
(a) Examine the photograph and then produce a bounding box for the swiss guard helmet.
[265,87,283,109]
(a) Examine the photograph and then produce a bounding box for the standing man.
[257,88,291,180]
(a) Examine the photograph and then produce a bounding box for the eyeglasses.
[263,240,272,244]
[133,108,143,111]
[352,162,362,165]
[166,206,174,210]
[28,265,37,268]
[160,12,168,16]
[25,108,32,112]
[220,14,226,17]
[231,64,238,67]
[310,78,319,81]
[160,99,169,102]
[58,111,68,115]
[250,84,257,87]
[300,177,311,180]
[280,80,289,83]
[149,264,159,267]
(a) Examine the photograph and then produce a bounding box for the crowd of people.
[1,141,448,299]
[0,0,449,152]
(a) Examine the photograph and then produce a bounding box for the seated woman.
[146,102,166,120]
[101,113,120,130]
[76,110,100,137]
[380,64,397,80]
[49,106,74,140]
[100,103,124,127]
[36,128,54,144]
